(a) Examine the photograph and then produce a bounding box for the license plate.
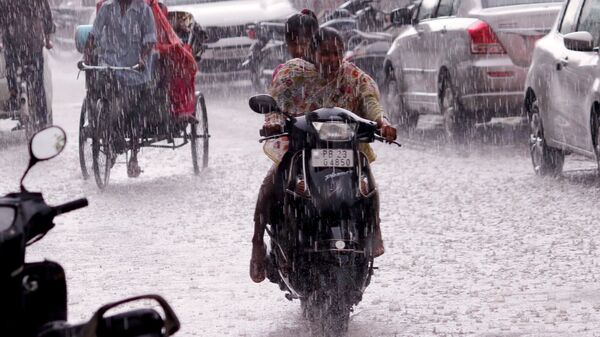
[209,48,246,60]
[311,149,353,167]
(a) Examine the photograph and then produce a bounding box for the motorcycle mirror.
[79,294,180,337]
[249,94,281,114]
[20,126,67,192]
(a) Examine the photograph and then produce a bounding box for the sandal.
[127,158,143,178]
[249,242,267,283]
[373,238,385,258]
[373,225,385,258]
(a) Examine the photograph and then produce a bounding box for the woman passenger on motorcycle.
[270,10,319,82]
[250,27,397,283]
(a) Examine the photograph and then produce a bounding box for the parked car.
[164,0,296,85]
[0,45,53,123]
[525,0,600,176]
[383,0,562,139]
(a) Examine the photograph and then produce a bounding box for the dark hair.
[313,27,344,51]
[300,8,318,21]
[284,12,319,44]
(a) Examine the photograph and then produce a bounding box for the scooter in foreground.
[0,126,180,337]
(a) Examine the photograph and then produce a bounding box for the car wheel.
[528,97,564,176]
[382,70,415,128]
[592,105,600,176]
[439,74,472,144]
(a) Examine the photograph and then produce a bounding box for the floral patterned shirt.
[264,58,385,163]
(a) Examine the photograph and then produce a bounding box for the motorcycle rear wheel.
[307,295,350,337]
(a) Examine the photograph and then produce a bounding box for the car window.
[482,0,562,7]
[436,0,455,17]
[577,0,600,46]
[560,0,583,34]
[417,0,440,21]
[453,0,461,14]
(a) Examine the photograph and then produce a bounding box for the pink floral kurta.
[263,58,385,163]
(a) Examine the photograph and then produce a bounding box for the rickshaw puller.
[83,0,157,177]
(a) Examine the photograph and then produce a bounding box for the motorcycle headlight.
[312,122,356,142]
[0,207,16,232]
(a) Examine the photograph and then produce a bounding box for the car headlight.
[312,122,356,142]
[0,207,15,232]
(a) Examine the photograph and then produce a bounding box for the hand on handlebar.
[260,123,284,137]
[380,124,397,143]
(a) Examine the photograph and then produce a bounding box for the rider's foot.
[127,158,142,178]
[250,242,266,283]
[373,237,385,257]
[373,225,385,257]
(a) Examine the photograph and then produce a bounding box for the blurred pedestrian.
[0,0,55,125]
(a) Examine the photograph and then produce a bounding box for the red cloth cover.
[96,0,198,116]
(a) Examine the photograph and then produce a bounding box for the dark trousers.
[5,47,49,124]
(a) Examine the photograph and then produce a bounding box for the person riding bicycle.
[0,0,55,125]
[83,0,157,177]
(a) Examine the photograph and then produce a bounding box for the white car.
[0,46,53,123]
[164,0,296,84]
[525,0,600,176]
[383,0,562,139]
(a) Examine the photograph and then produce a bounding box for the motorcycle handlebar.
[53,198,88,216]
[38,309,165,337]
[77,61,141,72]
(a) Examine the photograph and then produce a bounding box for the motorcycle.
[0,126,180,337]
[249,95,400,336]
[242,21,287,93]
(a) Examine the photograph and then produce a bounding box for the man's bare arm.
[83,35,95,64]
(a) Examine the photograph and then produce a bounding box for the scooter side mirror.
[20,126,67,191]
[249,94,281,114]
[30,126,67,161]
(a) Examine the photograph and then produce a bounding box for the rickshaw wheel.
[191,93,209,174]
[79,96,94,180]
[92,99,112,190]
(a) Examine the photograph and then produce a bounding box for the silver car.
[383,0,562,139]
[525,0,600,176]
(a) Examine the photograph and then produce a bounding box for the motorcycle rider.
[0,0,55,125]
[83,0,157,177]
[250,26,397,283]
[250,11,320,283]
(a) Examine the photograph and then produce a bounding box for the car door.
[402,0,440,114]
[561,0,600,151]
[546,0,583,146]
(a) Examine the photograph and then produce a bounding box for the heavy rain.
[1,0,600,336]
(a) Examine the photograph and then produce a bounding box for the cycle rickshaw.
[75,2,209,190]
